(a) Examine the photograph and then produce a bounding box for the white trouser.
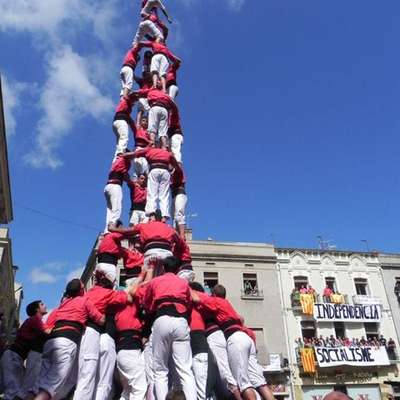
[146,168,171,218]
[168,85,179,100]
[117,349,147,400]
[227,331,253,393]
[38,337,78,399]
[95,263,117,284]
[170,134,183,164]
[1,349,24,400]
[143,337,155,400]
[148,106,168,140]
[138,98,150,112]
[177,269,195,282]
[113,119,129,156]
[104,183,123,232]
[150,54,169,77]
[173,193,187,226]
[132,20,163,46]
[73,326,101,400]
[248,341,266,388]
[17,350,42,398]
[134,156,149,177]
[129,209,147,226]
[95,333,116,400]
[192,352,208,400]
[207,330,237,389]
[120,65,134,93]
[144,248,173,270]
[152,316,196,400]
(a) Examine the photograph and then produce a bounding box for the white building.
[277,247,400,400]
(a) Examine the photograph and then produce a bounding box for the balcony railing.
[291,293,320,308]
[353,295,382,305]
[241,289,264,300]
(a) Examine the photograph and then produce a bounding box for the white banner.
[313,303,381,322]
[315,346,390,368]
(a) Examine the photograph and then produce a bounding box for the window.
[204,272,218,293]
[364,322,379,340]
[334,322,345,339]
[395,278,400,300]
[294,276,308,291]
[301,320,316,339]
[354,278,369,295]
[243,273,258,295]
[325,277,337,292]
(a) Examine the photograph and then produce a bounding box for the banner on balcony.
[315,346,390,367]
[313,303,381,322]
[300,293,315,315]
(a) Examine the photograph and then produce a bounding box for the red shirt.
[190,308,205,332]
[127,180,147,206]
[122,46,141,69]
[168,102,181,131]
[198,294,242,330]
[15,315,46,345]
[166,62,180,86]
[138,87,174,109]
[142,41,179,63]
[114,302,143,332]
[121,248,144,269]
[144,272,191,314]
[132,220,180,251]
[174,238,191,263]
[45,296,103,330]
[134,147,174,167]
[135,127,151,148]
[85,286,128,314]
[108,156,131,183]
[114,96,137,132]
[98,232,125,256]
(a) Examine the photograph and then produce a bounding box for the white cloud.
[30,267,58,284]
[66,266,84,282]
[177,0,245,12]
[226,0,245,12]
[1,76,28,137]
[25,46,113,169]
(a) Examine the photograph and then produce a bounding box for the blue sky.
[1,0,400,311]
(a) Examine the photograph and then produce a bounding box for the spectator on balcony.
[360,336,367,346]
[395,281,400,297]
[299,285,307,294]
[306,285,315,295]
[323,285,333,302]
[387,338,397,360]
[379,335,387,347]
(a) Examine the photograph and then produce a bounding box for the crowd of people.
[295,335,397,359]
[291,285,347,306]
[0,2,277,400]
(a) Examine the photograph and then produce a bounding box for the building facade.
[0,76,17,346]
[277,248,400,400]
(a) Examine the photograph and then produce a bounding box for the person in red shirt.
[133,115,151,176]
[113,93,137,156]
[188,282,210,400]
[120,43,143,98]
[104,154,131,233]
[192,285,258,400]
[114,277,147,400]
[141,40,181,92]
[72,270,139,400]
[1,301,47,400]
[171,165,187,239]
[135,71,152,126]
[109,210,183,269]
[135,84,176,148]
[168,102,184,163]
[166,61,180,100]
[123,147,179,219]
[128,174,148,226]
[34,279,105,400]
[143,257,197,400]
[141,0,172,23]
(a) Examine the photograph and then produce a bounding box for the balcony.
[291,292,320,309]
[241,288,264,300]
[353,295,382,305]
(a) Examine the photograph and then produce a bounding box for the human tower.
[0,2,276,400]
